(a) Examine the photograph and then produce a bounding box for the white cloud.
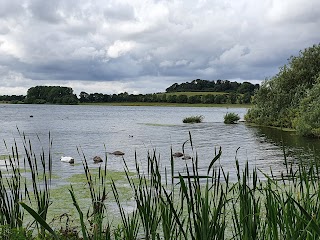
[267,0,320,24]
[106,40,136,58]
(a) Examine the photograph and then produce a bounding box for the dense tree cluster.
[25,86,78,104]
[245,44,320,137]
[166,79,259,95]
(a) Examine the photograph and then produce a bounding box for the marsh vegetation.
[223,112,240,124]
[182,115,204,123]
[1,133,320,239]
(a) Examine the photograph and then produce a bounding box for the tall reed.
[0,141,24,229]
[3,133,320,239]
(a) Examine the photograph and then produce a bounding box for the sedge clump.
[224,112,240,124]
[183,115,204,123]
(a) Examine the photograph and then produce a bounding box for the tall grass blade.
[19,202,59,240]
[207,147,222,175]
[68,186,89,240]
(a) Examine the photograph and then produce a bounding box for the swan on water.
[60,156,74,164]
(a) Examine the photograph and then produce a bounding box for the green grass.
[159,91,228,97]
[2,133,320,239]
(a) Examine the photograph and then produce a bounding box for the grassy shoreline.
[1,100,252,108]
[79,102,252,108]
[245,122,297,132]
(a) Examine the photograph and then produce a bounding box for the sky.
[0,0,319,96]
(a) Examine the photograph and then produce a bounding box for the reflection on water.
[252,126,320,163]
[0,104,320,183]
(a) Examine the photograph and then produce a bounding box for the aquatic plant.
[2,133,320,239]
[183,115,204,123]
[224,112,240,124]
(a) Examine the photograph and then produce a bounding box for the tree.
[26,86,78,104]
[176,95,188,103]
[167,95,177,103]
[227,93,238,104]
[294,79,320,137]
[202,94,215,104]
[245,43,320,133]
[187,95,201,104]
[79,92,90,103]
[165,79,257,94]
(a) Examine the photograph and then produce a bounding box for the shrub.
[183,115,204,123]
[224,112,240,124]
[294,81,320,137]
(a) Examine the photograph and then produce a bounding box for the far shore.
[79,102,252,108]
[0,101,252,108]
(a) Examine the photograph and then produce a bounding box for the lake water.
[1,104,320,183]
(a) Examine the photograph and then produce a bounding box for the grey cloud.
[104,3,135,21]
[0,0,25,18]
[0,0,319,95]
[28,0,64,23]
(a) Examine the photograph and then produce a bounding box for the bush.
[224,112,240,124]
[294,80,320,137]
[183,115,204,123]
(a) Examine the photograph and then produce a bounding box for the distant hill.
[166,79,259,95]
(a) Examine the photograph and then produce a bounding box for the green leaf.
[20,202,59,240]
[207,147,222,174]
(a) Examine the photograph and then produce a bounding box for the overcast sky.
[0,0,319,95]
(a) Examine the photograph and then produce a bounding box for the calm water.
[1,104,320,182]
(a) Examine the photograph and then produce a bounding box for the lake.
[1,104,320,183]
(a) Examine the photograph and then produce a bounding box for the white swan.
[60,156,74,164]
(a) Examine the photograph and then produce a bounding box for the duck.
[109,151,125,156]
[182,155,191,160]
[172,152,184,158]
[93,156,103,163]
[60,156,74,164]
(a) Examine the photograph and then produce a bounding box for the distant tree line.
[0,80,257,105]
[0,95,25,103]
[79,91,252,104]
[166,79,259,95]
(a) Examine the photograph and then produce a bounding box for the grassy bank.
[80,102,252,108]
[245,122,297,132]
[1,134,319,239]
[158,91,228,97]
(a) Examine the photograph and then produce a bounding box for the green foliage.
[246,43,320,134]
[294,79,320,137]
[4,135,320,239]
[183,115,204,123]
[0,95,25,103]
[0,226,33,240]
[26,86,78,105]
[224,112,240,124]
[165,79,259,94]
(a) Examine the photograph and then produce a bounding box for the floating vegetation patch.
[139,122,178,127]
[0,154,9,160]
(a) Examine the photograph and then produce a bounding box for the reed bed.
[1,133,320,239]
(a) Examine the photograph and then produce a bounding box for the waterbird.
[93,156,103,163]
[172,152,184,157]
[60,156,74,164]
[108,151,125,156]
